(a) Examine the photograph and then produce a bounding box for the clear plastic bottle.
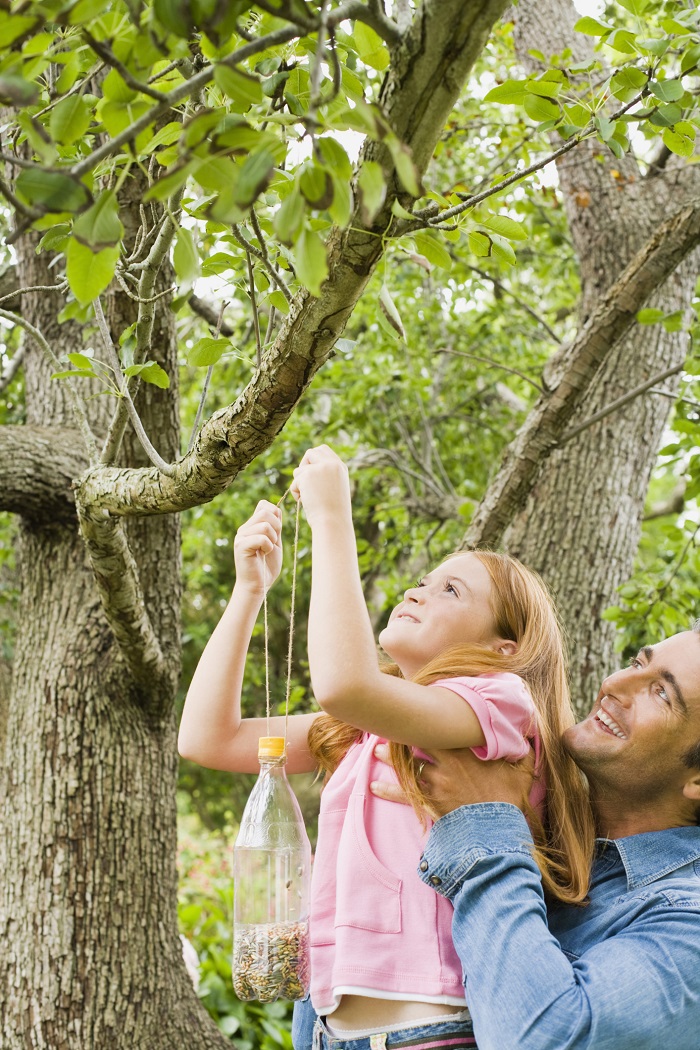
[232,736,311,1003]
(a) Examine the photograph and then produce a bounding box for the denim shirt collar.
[600,825,700,890]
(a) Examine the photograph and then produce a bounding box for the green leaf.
[153,0,194,37]
[386,138,421,197]
[661,310,683,333]
[524,94,560,122]
[234,149,276,207]
[173,226,200,291]
[484,79,527,105]
[214,65,263,109]
[188,337,232,367]
[379,284,405,340]
[525,79,562,99]
[293,226,328,297]
[605,29,637,55]
[650,79,685,103]
[51,368,97,380]
[0,14,38,47]
[73,190,124,250]
[636,308,665,324]
[267,290,290,315]
[573,16,612,36]
[16,169,89,214]
[353,22,389,71]
[67,352,95,368]
[273,188,305,244]
[357,160,386,224]
[478,213,528,241]
[300,164,334,209]
[650,103,683,128]
[318,137,352,179]
[681,43,700,75]
[102,68,137,103]
[594,116,615,142]
[468,231,492,258]
[637,37,671,58]
[124,361,170,387]
[37,223,71,253]
[49,94,93,146]
[66,241,119,304]
[618,0,649,13]
[609,67,648,103]
[412,231,452,269]
[328,175,352,227]
[489,235,516,265]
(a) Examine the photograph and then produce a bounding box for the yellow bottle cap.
[258,736,286,759]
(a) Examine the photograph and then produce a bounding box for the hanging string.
[261,486,300,755]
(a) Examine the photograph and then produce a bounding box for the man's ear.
[497,639,518,656]
[682,772,700,804]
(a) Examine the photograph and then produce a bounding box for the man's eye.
[629,657,642,669]
[658,687,671,705]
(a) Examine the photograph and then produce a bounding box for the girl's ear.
[497,639,518,656]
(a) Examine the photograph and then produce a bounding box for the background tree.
[0,0,699,1046]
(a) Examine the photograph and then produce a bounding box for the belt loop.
[369,1035,387,1050]
[312,1017,323,1050]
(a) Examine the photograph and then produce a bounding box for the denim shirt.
[418,803,700,1050]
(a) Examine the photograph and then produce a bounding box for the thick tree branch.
[74,0,512,516]
[0,426,87,523]
[465,198,700,548]
[75,507,172,702]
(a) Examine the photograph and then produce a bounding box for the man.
[373,630,700,1049]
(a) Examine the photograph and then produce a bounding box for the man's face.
[564,632,700,812]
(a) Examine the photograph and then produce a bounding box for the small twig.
[466,265,562,344]
[92,297,176,476]
[231,223,293,302]
[329,0,402,46]
[560,363,684,445]
[437,348,546,394]
[114,269,175,303]
[0,307,99,460]
[147,58,186,85]
[247,251,263,368]
[82,30,168,102]
[0,152,52,170]
[187,300,228,454]
[188,294,235,337]
[0,281,68,308]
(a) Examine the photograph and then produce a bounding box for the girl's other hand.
[291,445,352,527]
[233,500,283,596]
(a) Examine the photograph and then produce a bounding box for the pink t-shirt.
[309,672,544,1015]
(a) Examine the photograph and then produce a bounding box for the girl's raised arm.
[292,447,485,751]
[178,500,318,774]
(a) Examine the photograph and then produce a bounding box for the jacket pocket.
[335,792,402,933]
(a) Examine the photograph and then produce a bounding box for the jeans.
[291,996,475,1050]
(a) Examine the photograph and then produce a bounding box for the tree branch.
[75,506,172,702]
[82,30,168,102]
[0,425,87,523]
[465,198,700,548]
[230,223,292,301]
[73,0,514,516]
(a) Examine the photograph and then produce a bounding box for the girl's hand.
[233,500,283,596]
[291,445,352,527]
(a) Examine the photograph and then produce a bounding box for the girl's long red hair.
[308,550,595,905]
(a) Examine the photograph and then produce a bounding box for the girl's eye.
[415,579,425,588]
[444,580,458,595]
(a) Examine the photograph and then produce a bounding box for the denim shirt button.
[419,858,429,872]
[429,874,442,886]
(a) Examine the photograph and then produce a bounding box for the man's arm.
[419,804,700,1050]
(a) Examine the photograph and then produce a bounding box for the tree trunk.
[0,246,229,1048]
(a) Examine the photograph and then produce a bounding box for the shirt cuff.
[417,803,534,898]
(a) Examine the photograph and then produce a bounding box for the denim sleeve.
[419,804,700,1050]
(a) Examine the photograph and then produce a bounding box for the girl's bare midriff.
[328,995,466,1030]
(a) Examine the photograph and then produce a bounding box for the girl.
[179,445,594,1050]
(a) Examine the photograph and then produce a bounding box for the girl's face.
[378,552,503,678]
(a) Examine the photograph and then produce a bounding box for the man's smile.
[593,699,628,740]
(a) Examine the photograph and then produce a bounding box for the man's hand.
[371,742,535,821]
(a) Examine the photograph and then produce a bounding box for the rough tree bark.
[0,1,512,1046]
[466,0,700,713]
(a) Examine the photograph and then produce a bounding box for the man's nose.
[600,666,633,704]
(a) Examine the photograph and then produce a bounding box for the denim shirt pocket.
[335,792,402,933]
